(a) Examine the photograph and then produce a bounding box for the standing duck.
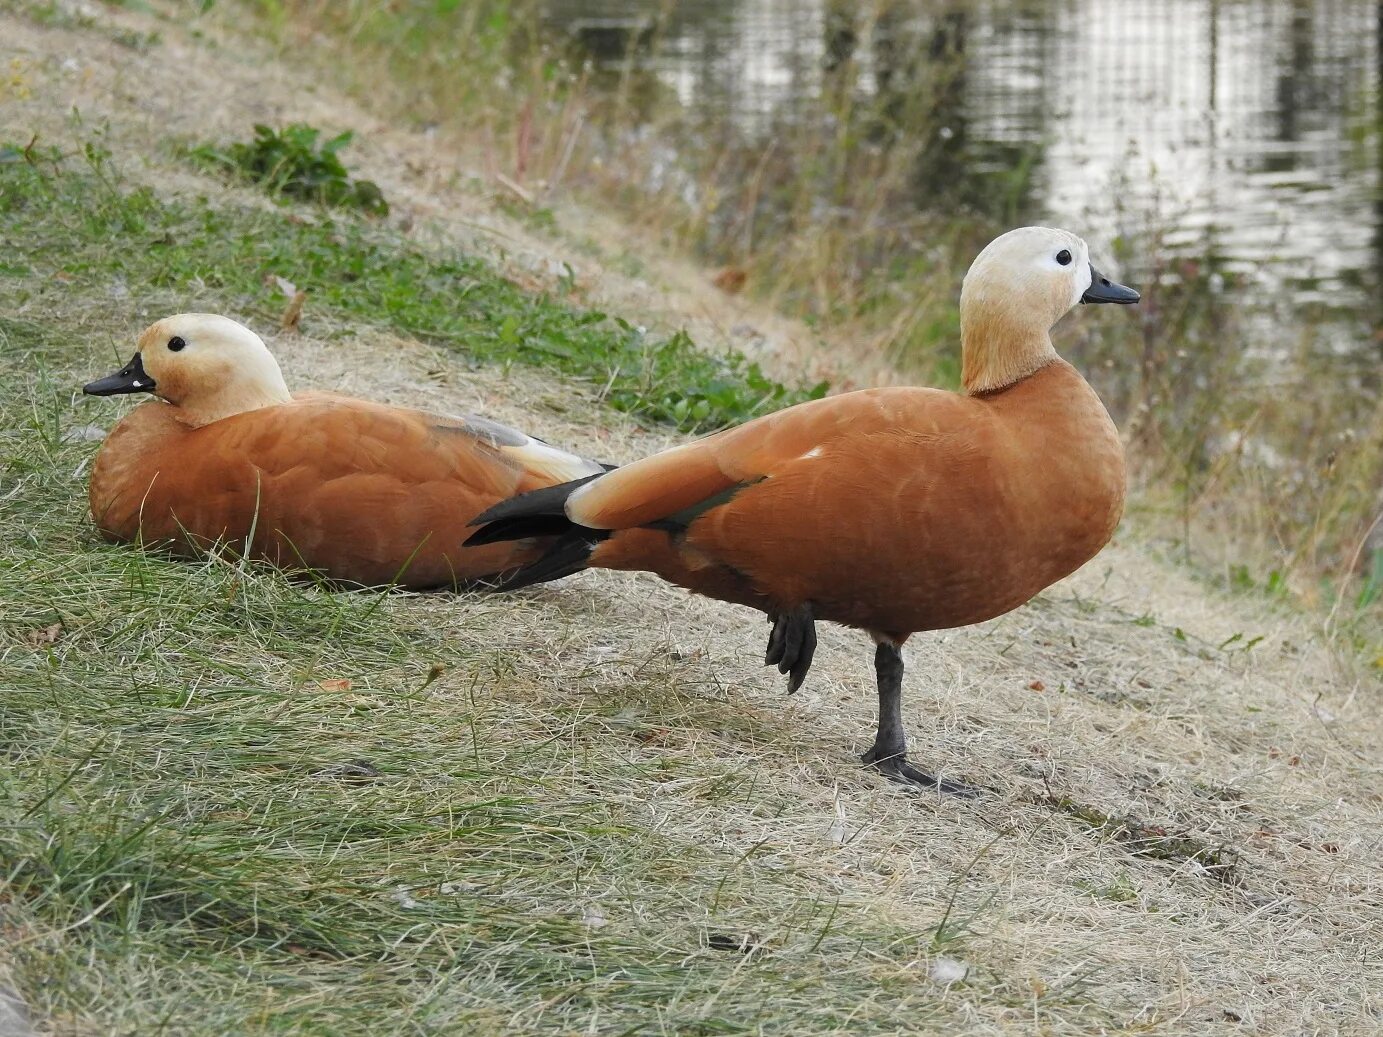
[84,313,607,589]
[466,227,1139,793]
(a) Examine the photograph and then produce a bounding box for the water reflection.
[544,0,1381,320]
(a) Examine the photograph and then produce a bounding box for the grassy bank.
[4,158,1379,1034]
[3,6,1383,1034]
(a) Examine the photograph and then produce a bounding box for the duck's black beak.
[83,353,156,396]
[1081,265,1140,304]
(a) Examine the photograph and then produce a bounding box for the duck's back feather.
[566,386,964,530]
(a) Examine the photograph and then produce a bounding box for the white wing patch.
[499,436,605,483]
[436,413,605,482]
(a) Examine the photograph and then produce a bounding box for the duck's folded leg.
[863,642,981,797]
[764,603,817,694]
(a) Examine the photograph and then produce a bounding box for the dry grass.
[3,4,1383,1035]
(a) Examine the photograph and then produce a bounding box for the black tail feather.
[466,513,575,546]
[466,472,611,590]
[465,473,603,547]
[483,528,610,591]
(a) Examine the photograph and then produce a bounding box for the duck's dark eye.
[1056,249,1072,266]
[168,336,186,352]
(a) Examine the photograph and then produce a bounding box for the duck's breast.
[88,401,190,543]
[881,360,1125,630]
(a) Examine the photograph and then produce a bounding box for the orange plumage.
[586,367,1125,638]
[468,227,1140,793]
[86,314,606,589]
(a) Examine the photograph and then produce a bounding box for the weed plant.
[191,123,389,215]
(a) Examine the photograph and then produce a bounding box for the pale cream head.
[134,314,292,426]
[959,226,1097,395]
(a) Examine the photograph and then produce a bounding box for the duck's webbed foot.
[764,603,816,694]
[865,642,981,798]
[861,738,980,797]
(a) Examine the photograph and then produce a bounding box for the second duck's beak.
[1081,265,1140,304]
[83,353,156,396]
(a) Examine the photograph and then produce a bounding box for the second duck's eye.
[168,336,186,352]
[1056,249,1072,266]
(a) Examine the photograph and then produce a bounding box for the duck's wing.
[287,393,608,487]
[464,385,982,602]
[565,387,958,530]
[429,412,610,488]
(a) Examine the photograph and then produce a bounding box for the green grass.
[5,6,1383,1028]
[190,122,389,215]
[1,141,824,435]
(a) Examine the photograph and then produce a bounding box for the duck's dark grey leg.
[764,603,817,693]
[862,642,978,797]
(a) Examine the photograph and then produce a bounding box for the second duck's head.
[84,314,292,427]
[959,226,1138,395]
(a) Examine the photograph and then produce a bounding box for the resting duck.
[467,227,1139,793]
[84,313,607,588]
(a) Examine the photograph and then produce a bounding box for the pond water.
[544,0,1382,333]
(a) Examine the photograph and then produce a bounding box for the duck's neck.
[175,382,293,428]
[960,312,1058,396]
